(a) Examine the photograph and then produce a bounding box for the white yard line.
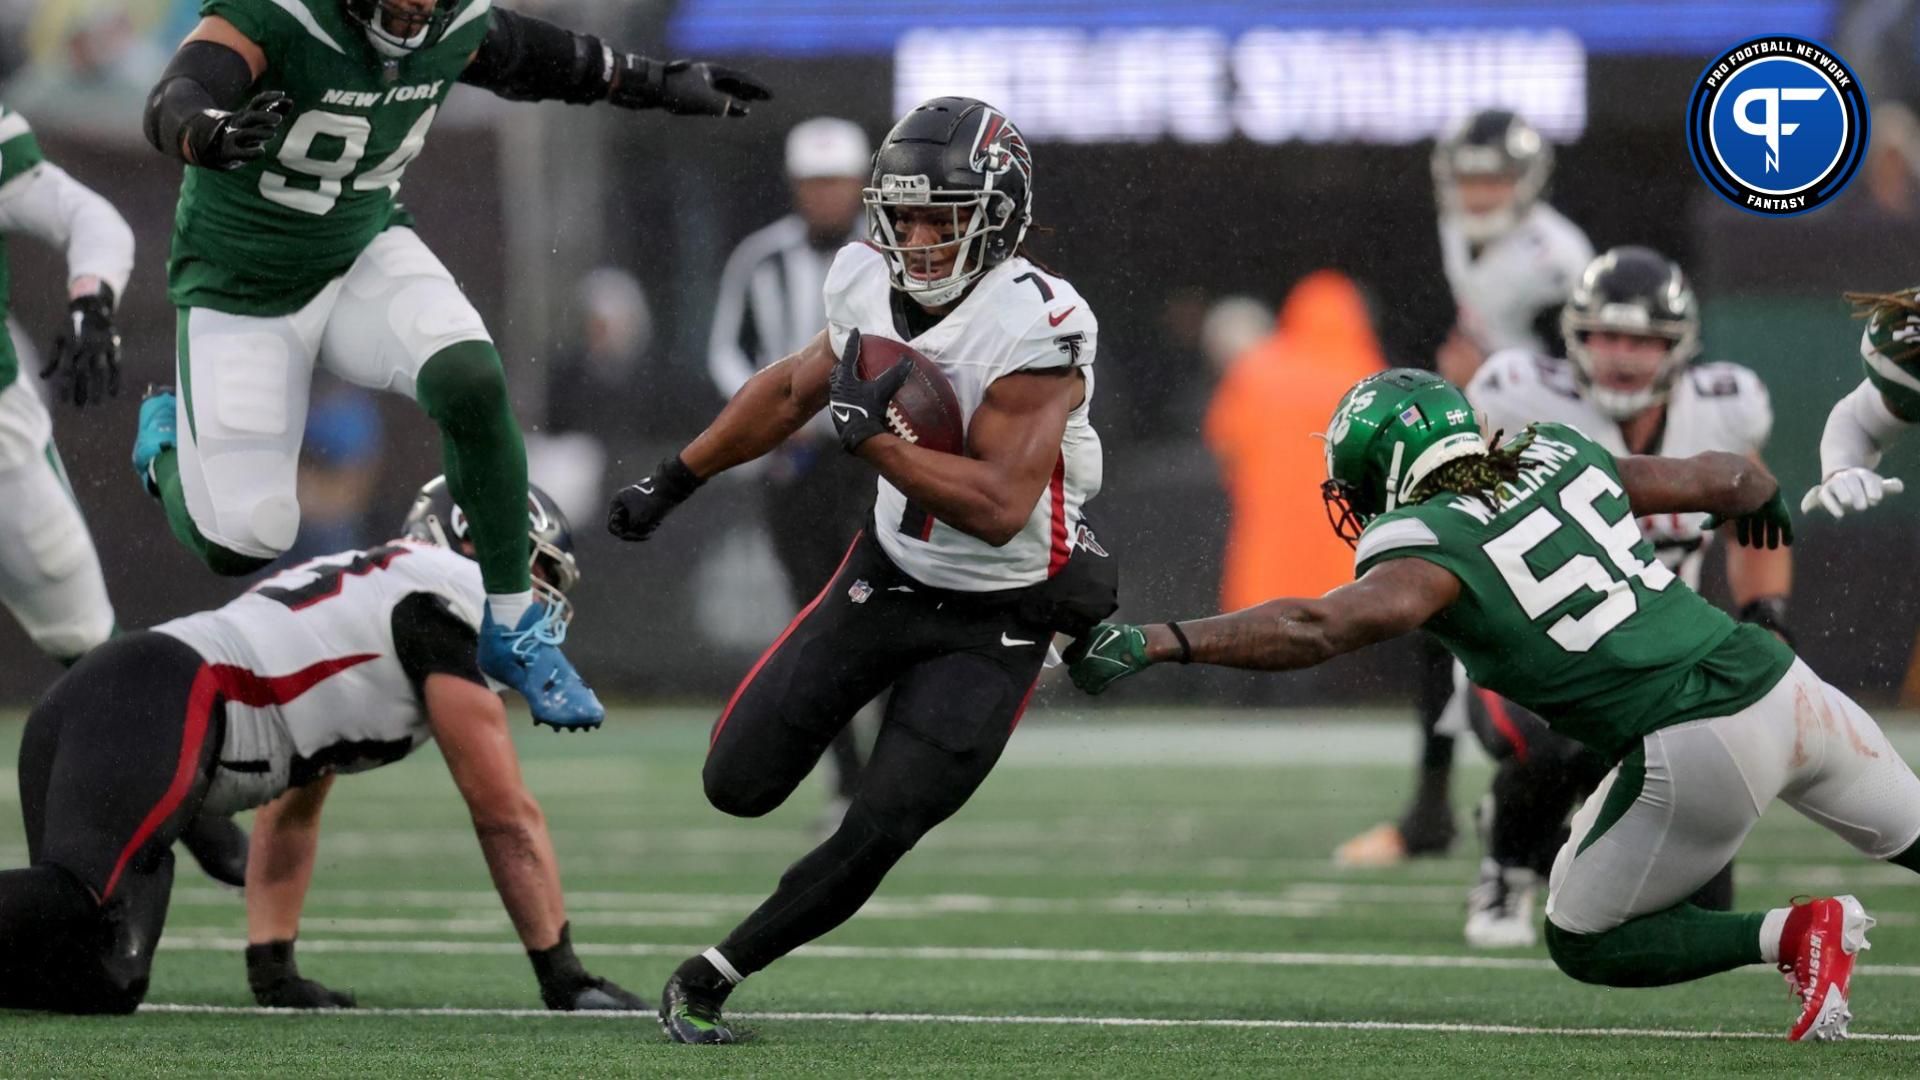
[152,934,1920,979]
[131,1003,1920,1043]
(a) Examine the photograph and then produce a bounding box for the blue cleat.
[479,602,606,731]
[132,386,177,497]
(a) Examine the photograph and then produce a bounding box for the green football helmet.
[1322,369,1487,545]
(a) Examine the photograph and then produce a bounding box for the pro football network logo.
[1686,36,1869,216]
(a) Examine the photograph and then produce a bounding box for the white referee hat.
[786,117,871,180]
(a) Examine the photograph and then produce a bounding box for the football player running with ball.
[136,0,769,730]
[1075,369,1920,1042]
[608,98,1113,1043]
[1448,247,1786,947]
[0,479,644,1015]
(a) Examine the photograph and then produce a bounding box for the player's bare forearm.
[245,774,335,943]
[681,332,832,478]
[1146,561,1461,671]
[472,804,569,951]
[1619,451,1777,519]
[857,435,1041,545]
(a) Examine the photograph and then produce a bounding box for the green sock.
[1545,904,1766,988]
[152,449,274,577]
[416,341,532,598]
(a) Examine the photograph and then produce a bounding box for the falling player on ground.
[1802,287,1920,519]
[0,479,643,1015]
[608,97,1116,1043]
[1074,369,1920,1042]
[1338,109,1596,867]
[1450,246,1787,947]
[136,0,770,729]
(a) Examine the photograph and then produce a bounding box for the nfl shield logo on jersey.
[848,579,873,604]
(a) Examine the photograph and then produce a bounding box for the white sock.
[1759,906,1792,965]
[703,947,745,985]
[487,590,534,627]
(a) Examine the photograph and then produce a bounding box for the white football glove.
[1800,468,1905,519]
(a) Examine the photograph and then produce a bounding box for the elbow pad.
[145,40,256,158]
[1820,380,1913,478]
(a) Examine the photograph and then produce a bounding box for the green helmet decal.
[1321,369,1487,545]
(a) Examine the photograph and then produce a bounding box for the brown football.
[856,335,967,455]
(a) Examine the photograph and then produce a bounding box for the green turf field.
[3,705,1919,1077]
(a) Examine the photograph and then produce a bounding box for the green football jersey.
[1355,422,1793,760]
[167,0,493,316]
[1860,293,1920,421]
[0,101,48,390]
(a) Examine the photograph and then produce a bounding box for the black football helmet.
[865,97,1033,308]
[401,477,581,613]
[342,0,457,56]
[1432,108,1552,242]
[1561,246,1702,420]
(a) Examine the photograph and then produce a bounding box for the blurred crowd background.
[7,0,1920,708]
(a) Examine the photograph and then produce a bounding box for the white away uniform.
[155,541,485,815]
[1441,204,1593,354]
[824,243,1101,591]
[0,103,132,658]
[1468,350,1773,589]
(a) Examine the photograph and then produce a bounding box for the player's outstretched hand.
[829,328,912,453]
[43,290,120,407]
[1709,486,1794,549]
[1800,467,1904,520]
[1068,622,1154,696]
[246,940,356,1009]
[608,55,772,117]
[185,91,293,171]
[607,455,704,542]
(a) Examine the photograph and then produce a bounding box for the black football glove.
[607,454,704,542]
[530,922,647,1011]
[246,940,356,1009]
[607,55,771,116]
[43,287,120,407]
[829,328,912,453]
[183,91,293,171]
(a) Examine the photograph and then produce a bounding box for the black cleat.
[660,965,737,1044]
[179,815,250,889]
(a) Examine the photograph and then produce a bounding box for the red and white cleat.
[1780,895,1875,1042]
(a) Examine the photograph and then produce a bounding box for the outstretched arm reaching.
[1617,451,1791,549]
[1071,558,1461,694]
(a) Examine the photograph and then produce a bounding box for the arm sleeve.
[391,592,485,698]
[0,162,135,300]
[1819,378,1914,477]
[707,241,767,398]
[459,7,612,104]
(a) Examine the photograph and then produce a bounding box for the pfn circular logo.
[1686,36,1869,216]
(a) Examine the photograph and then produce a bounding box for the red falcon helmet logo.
[970,109,1032,181]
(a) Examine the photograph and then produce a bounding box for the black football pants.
[1,632,220,1013]
[703,531,1049,976]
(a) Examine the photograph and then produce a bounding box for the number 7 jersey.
[168,0,493,316]
[1354,422,1792,760]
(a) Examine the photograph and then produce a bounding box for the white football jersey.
[824,243,1103,591]
[155,541,485,814]
[1467,350,1773,587]
[1440,203,1594,354]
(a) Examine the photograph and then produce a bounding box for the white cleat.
[1464,860,1539,949]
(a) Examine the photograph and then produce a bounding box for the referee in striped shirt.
[707,117,873,829]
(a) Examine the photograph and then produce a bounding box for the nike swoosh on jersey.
[1001,633,1037,647]
[1047,307,1077,327]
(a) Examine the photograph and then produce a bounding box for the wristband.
[1166,621,1193,664]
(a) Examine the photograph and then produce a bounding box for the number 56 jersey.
[1354,423,1793,760]
[168,0,493,316]
[153,541,487,812]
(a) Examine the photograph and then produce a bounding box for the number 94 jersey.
[1354,423,1793,760]
[153,541,486,812]
[168,0,493,316]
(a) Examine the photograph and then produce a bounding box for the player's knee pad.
[417,341,509,433]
